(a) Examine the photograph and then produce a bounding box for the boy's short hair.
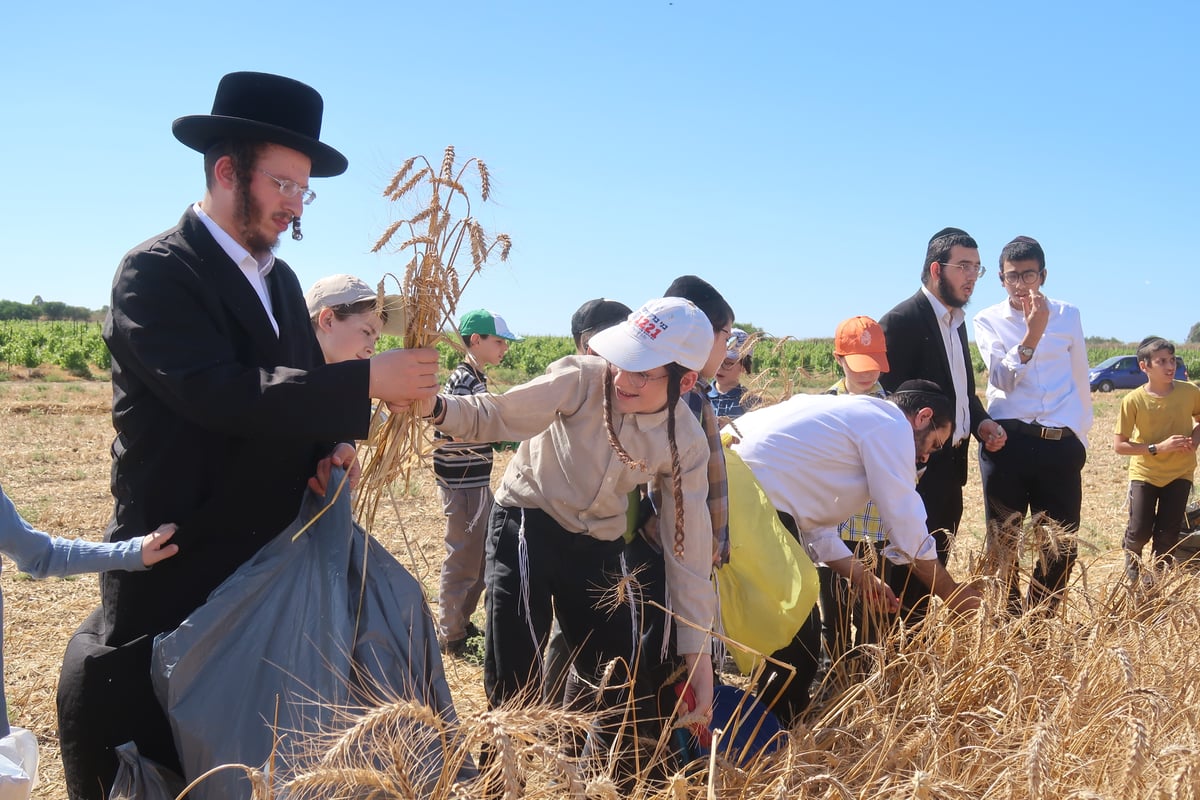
[999,235,1046,271]
[664,275,734,333]
[1137,336,1175,363]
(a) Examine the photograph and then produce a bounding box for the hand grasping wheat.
[356,146,511,531]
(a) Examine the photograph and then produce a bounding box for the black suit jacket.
[878,289,989,486]
[100,207,374,641]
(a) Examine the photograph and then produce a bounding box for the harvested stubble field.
[3,377,1199,799]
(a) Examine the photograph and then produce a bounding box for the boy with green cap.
[435,309,521,655]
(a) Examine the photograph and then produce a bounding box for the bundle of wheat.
[355,146,511,531]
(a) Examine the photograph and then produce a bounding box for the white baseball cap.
[587,297,712,372]
[304,274,406,336]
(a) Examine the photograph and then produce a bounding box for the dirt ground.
[0,376,1136,798]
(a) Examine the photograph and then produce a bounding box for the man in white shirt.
[973,236,1092,613]
[730,381,981,721]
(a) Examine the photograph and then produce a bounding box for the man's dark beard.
[236,182,280,259]
[936,274,970,309]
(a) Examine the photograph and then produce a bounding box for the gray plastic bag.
[152,469,460,799]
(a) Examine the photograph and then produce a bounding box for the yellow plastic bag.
[716,446,819,674]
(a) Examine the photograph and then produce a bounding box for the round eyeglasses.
[610,364,669,389]
[1001,268,1044,285]
[260,170,316,205]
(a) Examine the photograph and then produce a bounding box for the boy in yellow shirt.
[1114,336,1200,579]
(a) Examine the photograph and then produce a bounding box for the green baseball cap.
[459,309,521,341]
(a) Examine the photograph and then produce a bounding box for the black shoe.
[441,635,469,657]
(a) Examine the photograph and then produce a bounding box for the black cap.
[571,298,632,338]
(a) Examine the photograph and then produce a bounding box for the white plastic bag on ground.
[107,741,183,800]
[0,726,37,800]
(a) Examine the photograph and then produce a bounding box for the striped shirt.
[433,362,495,489]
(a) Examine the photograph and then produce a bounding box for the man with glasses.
[879,227,1007,617]
[973,235,1091,614]
[56,72,440,799]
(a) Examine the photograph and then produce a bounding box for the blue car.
[1089,354,1189,392]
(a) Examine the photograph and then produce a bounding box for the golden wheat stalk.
[354,146,511,531]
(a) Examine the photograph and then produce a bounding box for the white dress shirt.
[193,203,280,336]
[729,393,938,567]
[920,286,971,446]
[973,297,1093,447]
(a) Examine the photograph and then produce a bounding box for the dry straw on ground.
[5,381,1200,799]
[355,146,511,531]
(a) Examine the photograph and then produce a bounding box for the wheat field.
[3,378,1198,799]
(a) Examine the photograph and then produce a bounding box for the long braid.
[602,365,646,471]
[664,363,688,558]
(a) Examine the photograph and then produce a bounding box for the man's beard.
[236,183,280,259]
[936,273,971,309]
[913,424,942,468]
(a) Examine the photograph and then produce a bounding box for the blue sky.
[4,2,1196,343]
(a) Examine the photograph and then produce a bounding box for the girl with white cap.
[418,296,717,772]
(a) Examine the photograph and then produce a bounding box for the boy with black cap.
[571,298,633,353]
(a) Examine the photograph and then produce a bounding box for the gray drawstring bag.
[148,469,463,799]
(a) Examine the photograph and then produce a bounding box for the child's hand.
[1161,434,1195,453]
[141,524,179,567]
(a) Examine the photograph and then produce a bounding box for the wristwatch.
[1148,443,1158,456]
[1017,345,1036,360]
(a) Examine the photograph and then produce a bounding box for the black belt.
[999,419,1075,441]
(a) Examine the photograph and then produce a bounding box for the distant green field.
[3,320,1198,386]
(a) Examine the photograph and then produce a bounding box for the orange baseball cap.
[834,316,889,372]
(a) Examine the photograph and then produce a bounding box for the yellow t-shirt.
[1115,381,1200,486]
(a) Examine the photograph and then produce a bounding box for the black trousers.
[1124,478,1192,561]
[980,424,1086,613]
[483,505,644,707]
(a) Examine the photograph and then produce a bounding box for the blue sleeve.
[0,485,146,578]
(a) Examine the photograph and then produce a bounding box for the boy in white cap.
[304,274,406,363]
[434,309,521,655]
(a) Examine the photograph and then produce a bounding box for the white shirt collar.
[193,202,275,277]
[920,285,963,328]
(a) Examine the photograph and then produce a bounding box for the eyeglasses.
[610,364,669,389]
[1150,356,1178,368]
[939,261,985,278]
[1001,268,1044,285]
[260,170,316,205]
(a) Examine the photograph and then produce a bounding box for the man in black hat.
[56,72,440,799]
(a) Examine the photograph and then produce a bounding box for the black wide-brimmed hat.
[172,72,348,177]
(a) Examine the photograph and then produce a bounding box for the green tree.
[1187,322,1200,344]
